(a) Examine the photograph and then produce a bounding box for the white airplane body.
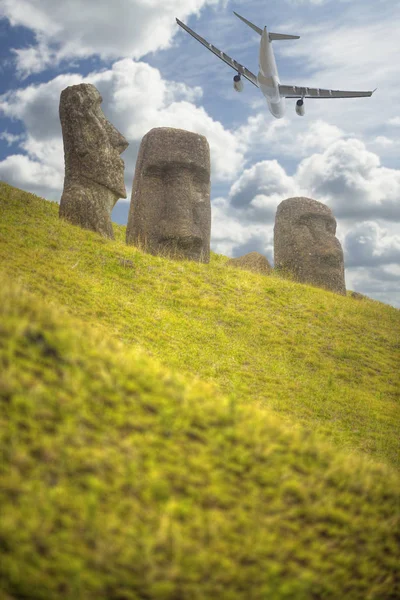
[176,12,375,119]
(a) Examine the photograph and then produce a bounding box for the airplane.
[176,12,375,119]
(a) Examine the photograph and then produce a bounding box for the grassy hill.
[0,181,399,599]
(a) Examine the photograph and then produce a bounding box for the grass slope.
[1,275,399,600]
[1,182,399,469]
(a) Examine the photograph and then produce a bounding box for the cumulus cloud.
[373,136,395,147]
[0,132,24,146]
[213,133,400,229]
[228,160,298,218]
[211,197,274,260]
[236,115,346,162]
[296,139,400,221]
[0,0,220,76]
[343,222,400,268]
[0,59,246,200]
[345,266,400,307]
[0,153,62,198]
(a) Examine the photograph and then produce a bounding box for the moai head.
[60,83,128,197]
[274,197,346,295]
[126,127,211,263]
[226,252,272,276]
[59,83,128,238]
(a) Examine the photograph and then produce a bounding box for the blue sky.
[0,0,399,306]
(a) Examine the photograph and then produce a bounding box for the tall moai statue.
[274,197,346,295]
[59,83,129,239]
[126,127,211,262]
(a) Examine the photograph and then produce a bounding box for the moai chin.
[274,197,346,295]
[126,127,211,263]
[59,83,129,239]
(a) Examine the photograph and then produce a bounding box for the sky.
[0,0,399,307]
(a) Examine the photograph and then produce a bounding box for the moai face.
[274,197,346,295]
[60,83,128,198]
[126,127,211,263]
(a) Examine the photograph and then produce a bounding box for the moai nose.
[159,169,203,243]
[106,122,129,153]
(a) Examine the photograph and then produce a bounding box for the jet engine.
[233,74,244,92]
[295,99,305,116]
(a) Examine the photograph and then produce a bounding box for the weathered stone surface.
[350,291,366,300]
[59,83,128,239]
[126,127,211,262]
[226,252,272,275]
[274,197,346,295]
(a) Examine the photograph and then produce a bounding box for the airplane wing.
[279,84,375,99]
[176,18,259,88]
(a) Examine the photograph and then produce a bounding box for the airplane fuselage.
[176,13,374,119]
[257,27,286,119]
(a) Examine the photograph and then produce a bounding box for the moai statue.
[226,252,272,275]
[274,197,346,295]
[59,83,128,239]
[126,127,211,262]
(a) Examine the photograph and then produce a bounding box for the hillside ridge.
[0,180,399,471]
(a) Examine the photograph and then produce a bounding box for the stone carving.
[226,252,272,275]
[274,197,346,295]
[350,291,366,300]
[59,83,128,239]
[126,127,211,262]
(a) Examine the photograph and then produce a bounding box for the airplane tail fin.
[233,11,263,35]
[233,11,299,40]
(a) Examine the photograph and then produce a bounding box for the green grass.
[1,274,399,600]
[1,182,398,468]
[0,181,399,599]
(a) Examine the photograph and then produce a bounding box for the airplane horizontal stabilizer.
[234,12,299,40]
[269,33,300,41]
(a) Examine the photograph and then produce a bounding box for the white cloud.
[216,133,400,226]
[343,221,400,268]
[0,0,221,76]
[278,13,399,90]
[345,266,400,307]
[284,0,329,5]
[0,154,62,198]
[0,72,84,139]
[0,59,246,200]
[236,115,346,162]
[0,132,24,145]
[298,121,344,152]
[374,136,394,147]
[296,139,400,221]
[228,159,298,217]
[211,197,274,261]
